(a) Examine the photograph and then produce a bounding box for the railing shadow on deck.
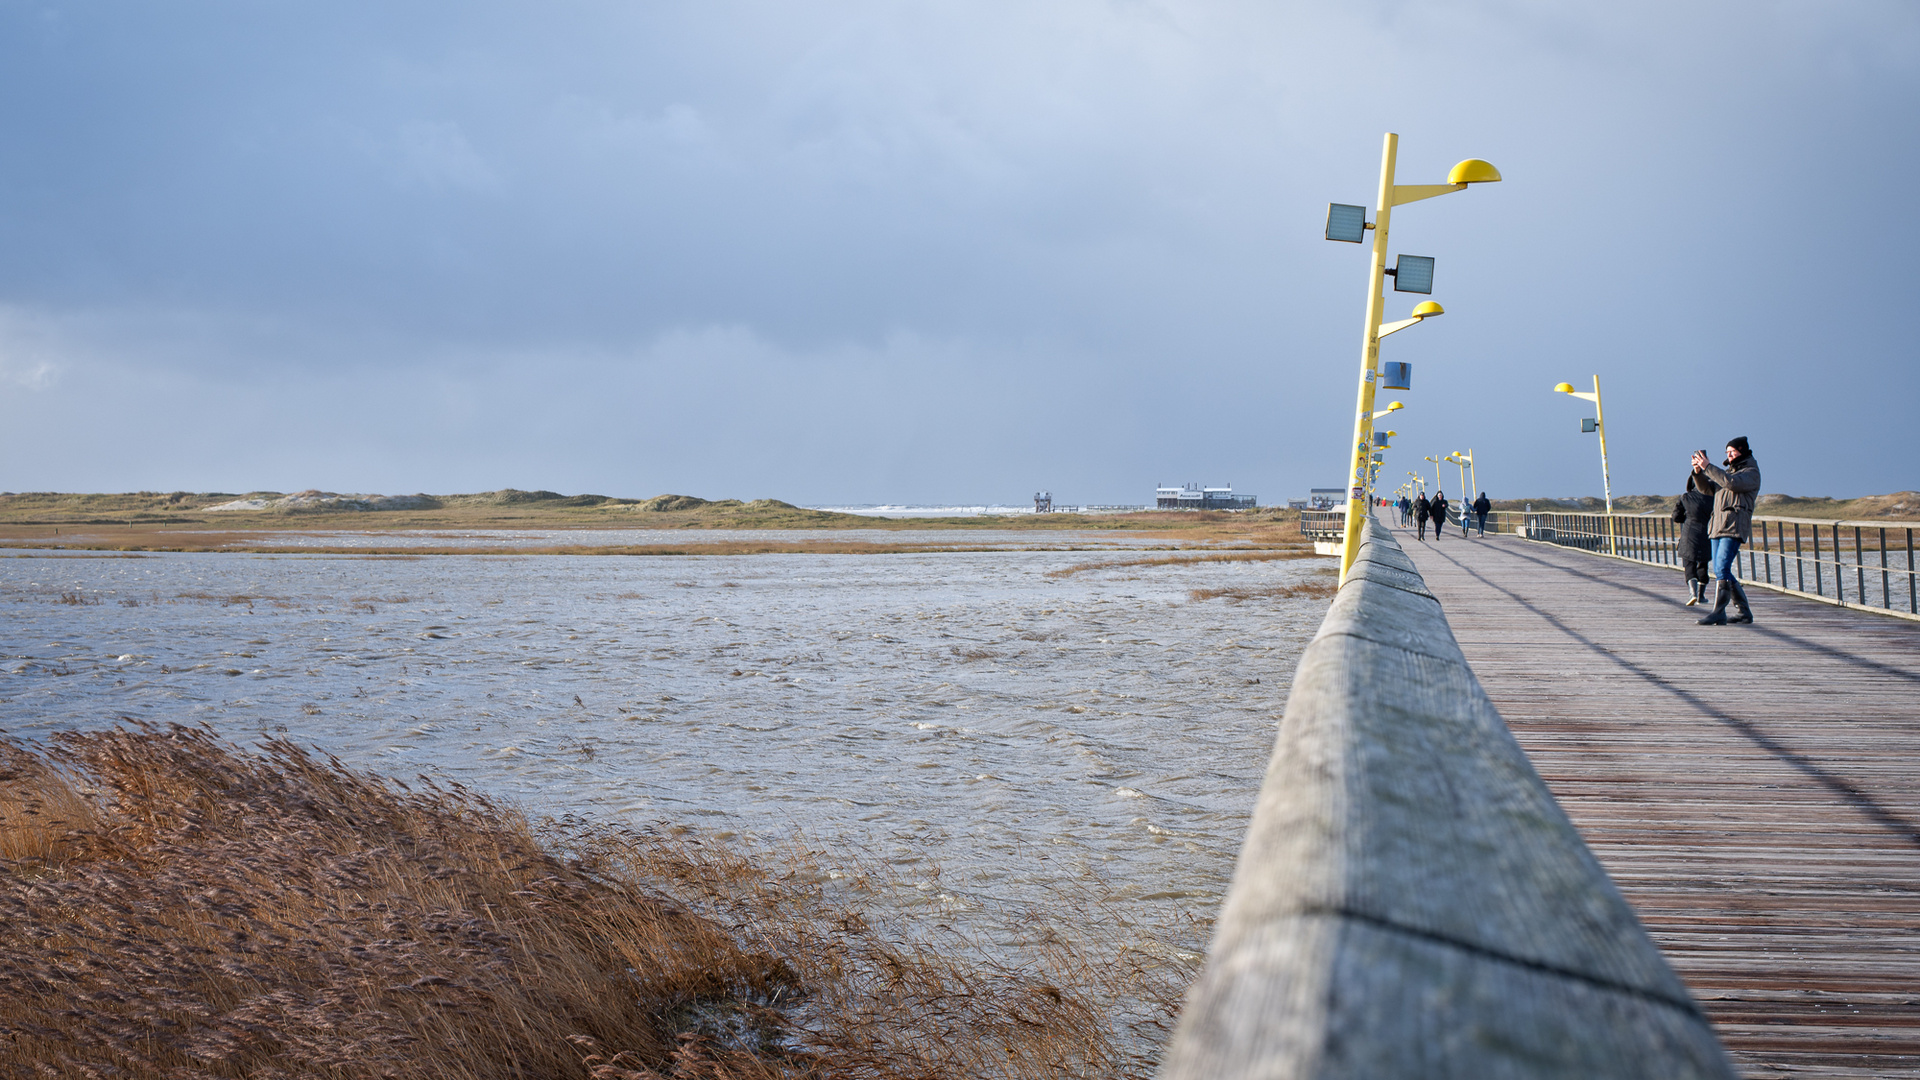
[1158,519,1737,1080]
[1477,509,1920,623]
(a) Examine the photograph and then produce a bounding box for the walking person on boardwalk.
[1473,492,1491,537]
[1398,494,1413,527]
[1413,492,1431,541]
[1672,471,1716,606]
[1429,491,1450,541]
[1693,436,1762,625]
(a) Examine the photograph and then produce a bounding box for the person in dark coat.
[1398,494,1413,527]
[1692,436,1762,625]
[1472,492,1491,537]
[1429,491,1449,541]
[1672,471,1716,606]
[1413,493,1430,540]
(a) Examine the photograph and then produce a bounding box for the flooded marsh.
[0,538,1333,1066]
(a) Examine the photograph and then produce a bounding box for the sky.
[1,1,1915,505]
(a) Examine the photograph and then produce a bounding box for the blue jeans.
[1710,536,1742,581]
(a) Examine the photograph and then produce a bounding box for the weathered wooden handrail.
[1159,519,1736,1079]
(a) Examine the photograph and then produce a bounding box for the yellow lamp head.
[1553,382,1576,394]
[1447,158,1502,184]
[1411,301,1444,318]
[1386,400,1403,411]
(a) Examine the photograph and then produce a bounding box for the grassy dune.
[0,725,1182,1079]
[0,490,1313,553]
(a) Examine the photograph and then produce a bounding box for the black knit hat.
[1727,435,1751,455]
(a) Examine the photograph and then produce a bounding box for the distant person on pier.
[1693,436,1762,625]
[1413,493,1431,540]
[1672,471,1716,607]
[1398,494,1413,527]
[1429,491,1449,541]
[1473,492,1492,537]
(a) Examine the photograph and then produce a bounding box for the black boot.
[1697,582,1730,625]
[1685,579,1703,606]
[1728,580,1753,624]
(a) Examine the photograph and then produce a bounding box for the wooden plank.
[1396,523,1920,1078]
[1161,521,1735,1079]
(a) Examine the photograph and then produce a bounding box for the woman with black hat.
[1691,436,1762,625]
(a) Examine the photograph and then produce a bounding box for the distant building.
[1155,482,1256,511]
[1307,488,1345,510]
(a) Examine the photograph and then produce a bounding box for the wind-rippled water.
[1,540,1331,1041]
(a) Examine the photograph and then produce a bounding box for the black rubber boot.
[1728,580,1753,624]
[1685,579,1703,606]
[1697,582,1730,625]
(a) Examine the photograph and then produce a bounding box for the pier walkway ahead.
[1394,520,1920,1078]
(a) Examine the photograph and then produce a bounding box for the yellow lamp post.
[1360,401,1404,507]
[1450,449,1478,498]
[1554,377,1615,553]
[1327,134,1500,582]
[1444,453,1469,502]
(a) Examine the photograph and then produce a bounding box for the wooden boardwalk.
[1394,521,1920,1077]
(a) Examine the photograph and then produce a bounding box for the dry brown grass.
[0,725,1176,1079]
[1044,549,1319,579]
[1187,580,1338,603]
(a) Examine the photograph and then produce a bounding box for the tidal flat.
[1,535,1333,1073]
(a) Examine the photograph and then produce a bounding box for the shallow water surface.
[2,545,1330,1044]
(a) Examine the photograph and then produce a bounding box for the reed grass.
[0,725,1178,1079]
[1187,580,1338,603]
[1044,549,1319,579]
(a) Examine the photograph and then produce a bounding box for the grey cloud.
[0,1,1914,501]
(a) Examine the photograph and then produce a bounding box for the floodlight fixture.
[1382,361,1412,390]
[1326,203,1368,243]
[1391,254,1435,294]
[1582,417,1599,433]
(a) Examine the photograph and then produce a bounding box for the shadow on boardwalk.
[1394,520,1920,1079]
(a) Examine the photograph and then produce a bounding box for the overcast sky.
[2,1,1915,504]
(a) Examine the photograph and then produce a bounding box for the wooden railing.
[1158,518,1735,1079]
[1473,509,1920,621]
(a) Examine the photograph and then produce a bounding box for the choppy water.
[1,542,1331,1038]
[29,527,1211,551]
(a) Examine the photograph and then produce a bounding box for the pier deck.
[1394,522,1920,1078]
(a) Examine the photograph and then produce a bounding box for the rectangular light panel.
[1392,254,1435,293]
[1382,361,1412,390]
[1582,418,1599,433]
[1326,203,1368,243]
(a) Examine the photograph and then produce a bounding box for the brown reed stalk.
[0,724,1176,1079]
[1045,549,1319,579]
